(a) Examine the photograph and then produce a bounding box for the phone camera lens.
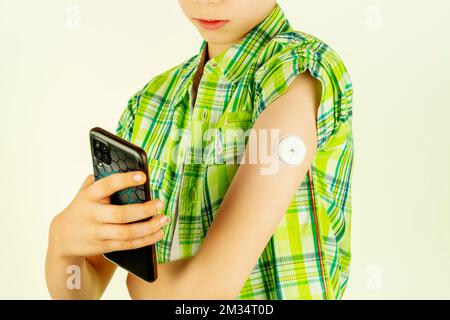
[101,144,108,152]
[95,150,102,159]
[94,140,101,150]
[101,153,110,164]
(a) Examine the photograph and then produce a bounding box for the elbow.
[219,290,239,300]
[181,256,239,300]
[191,286,238,300]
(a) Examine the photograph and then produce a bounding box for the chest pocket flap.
[205,110,254,165]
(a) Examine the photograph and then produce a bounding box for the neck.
[207,42,235,60]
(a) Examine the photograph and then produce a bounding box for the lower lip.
[194,19,229,30]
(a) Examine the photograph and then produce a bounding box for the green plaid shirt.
[116,4,353,300]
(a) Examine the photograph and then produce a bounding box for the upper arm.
[188,70,322,299]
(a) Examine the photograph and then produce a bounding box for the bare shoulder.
[288,69,322,106]
[262,69,322,124]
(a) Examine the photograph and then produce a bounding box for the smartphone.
[89,127,158,283]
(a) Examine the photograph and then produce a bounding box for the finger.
[95,214,170,241]
[94,199,164,224]
[103,230,164,252]
[86,171,146,200]
[79,174,95,192]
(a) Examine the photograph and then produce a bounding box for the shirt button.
[202,110,208,120]
[191,188,197,199]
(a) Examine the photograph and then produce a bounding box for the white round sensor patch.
[276,134,306,166]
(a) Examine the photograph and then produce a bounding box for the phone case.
[89,127,158,283]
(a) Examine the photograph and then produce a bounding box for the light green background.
[0,0,449,299]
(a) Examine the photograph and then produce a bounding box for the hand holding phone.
[88,127,162,282]
[48,128,166,284]
[49,170,168,259]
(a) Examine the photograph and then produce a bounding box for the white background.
[0,0,449,299]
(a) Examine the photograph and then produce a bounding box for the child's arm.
[45,249,116,300]
[45,173,168,299]
[127,70,322,299]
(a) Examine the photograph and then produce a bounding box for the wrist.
[48,213,76,260]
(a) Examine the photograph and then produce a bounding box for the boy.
[46,0,353,300]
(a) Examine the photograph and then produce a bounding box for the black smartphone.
[89,127,158,283]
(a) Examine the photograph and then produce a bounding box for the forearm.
[45,218,105,300]
[127,255,201,299]
[45,247,102,300]
[182,254,241,299]
[128,250,243,299]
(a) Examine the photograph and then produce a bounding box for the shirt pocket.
[217,110,254,165]
[224,109,253,124]
[147,158,174,205]
[203,110,254,165]
[201,111,254,228]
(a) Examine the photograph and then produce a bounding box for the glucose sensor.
[276,134,306,166]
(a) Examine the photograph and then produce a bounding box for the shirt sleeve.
[253,38,353,150]
[115,91,140,142]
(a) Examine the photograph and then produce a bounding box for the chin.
[198,30,243,47]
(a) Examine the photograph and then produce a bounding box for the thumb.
[79,174,95,192]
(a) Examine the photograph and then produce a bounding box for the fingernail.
[133,174,143,182]
[155,200,164,211]
[159,215,170,225]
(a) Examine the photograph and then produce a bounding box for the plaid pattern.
[115,4,353,300]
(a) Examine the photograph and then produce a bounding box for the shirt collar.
[197,3,293,83]
[172,4,292,106]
